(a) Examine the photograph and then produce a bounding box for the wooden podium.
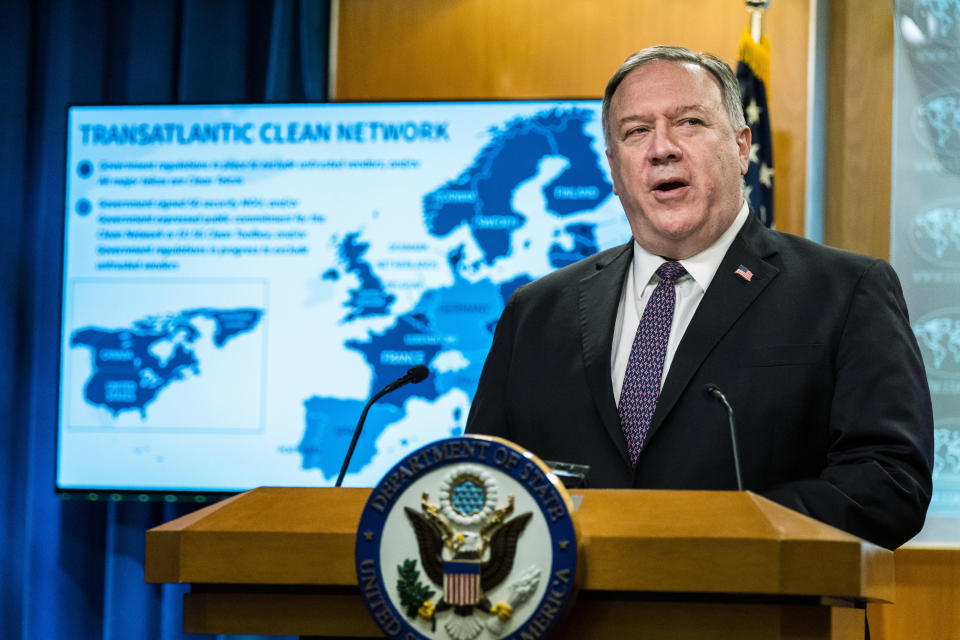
[146,487,893,639]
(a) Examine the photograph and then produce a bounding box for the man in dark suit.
[465,46,933,550]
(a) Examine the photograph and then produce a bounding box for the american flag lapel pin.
[734,265,754,282]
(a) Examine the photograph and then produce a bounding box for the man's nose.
[648,123,681,164]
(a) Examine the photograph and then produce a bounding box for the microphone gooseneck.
[335,366,431,487]
[704,383,744,491]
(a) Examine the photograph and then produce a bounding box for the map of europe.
[71,308,263,417]
[299,107,627,479]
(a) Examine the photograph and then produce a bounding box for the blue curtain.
[0,1,329,638]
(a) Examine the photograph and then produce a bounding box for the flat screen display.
[57,101,631,492]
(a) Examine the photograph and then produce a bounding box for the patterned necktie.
[618,260,687,466]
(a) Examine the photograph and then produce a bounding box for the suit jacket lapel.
[646,216,780,441]
[578,242,634,466]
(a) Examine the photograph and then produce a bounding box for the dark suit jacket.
[465,215,934,549]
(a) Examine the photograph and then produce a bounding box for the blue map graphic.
[422,108,612,264]
[549,223,600,268]
[300,107,622,479]
[71,307,262,417]
[339,232,396,321]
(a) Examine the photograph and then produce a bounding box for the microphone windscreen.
[408,365,430,383]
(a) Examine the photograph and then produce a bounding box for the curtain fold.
[0,1,329,638]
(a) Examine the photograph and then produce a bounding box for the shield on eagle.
[443,560,481,605]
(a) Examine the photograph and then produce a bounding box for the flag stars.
[558,539,569,550]
[759,163,774,188]
[738,56,773,227]
[363,530,375,541]
[746,98,762,125]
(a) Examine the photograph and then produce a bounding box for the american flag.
[735,265,754,282]
[443,560,481,605]
[736,28,774,228]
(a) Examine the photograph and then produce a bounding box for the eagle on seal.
[403,492,532,622]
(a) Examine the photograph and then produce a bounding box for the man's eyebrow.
[616,105,710,127]
[668,104,709,118]
[616,114,651,127]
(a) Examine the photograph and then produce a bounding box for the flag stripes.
[443,561,481,605]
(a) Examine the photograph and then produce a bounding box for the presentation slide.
[58,101,632,492]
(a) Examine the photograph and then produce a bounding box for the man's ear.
[736,126,752,176]
[606,148,620,196]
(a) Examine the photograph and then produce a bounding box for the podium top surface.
[146,487,893,602]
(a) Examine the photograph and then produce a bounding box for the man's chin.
[631,216,710,258]
[653,216,704,242]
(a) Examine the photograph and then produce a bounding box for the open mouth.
[653,180,688,193]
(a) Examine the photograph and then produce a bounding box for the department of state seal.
[355,435,579,640]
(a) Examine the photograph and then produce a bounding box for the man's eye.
[625,127,648,137]
[681,118,704,126]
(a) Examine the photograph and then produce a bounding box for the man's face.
[605,61,751,260]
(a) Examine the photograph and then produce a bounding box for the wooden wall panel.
[869,548,960,640]
[824,0,894,258]
[335,0,809,237]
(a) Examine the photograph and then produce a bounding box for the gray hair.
[601,45,747,148]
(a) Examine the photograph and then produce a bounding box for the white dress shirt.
[611,202,750,405]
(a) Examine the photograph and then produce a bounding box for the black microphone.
[704,383,744,491]
[382,363,429,392]
[335,365,430,487]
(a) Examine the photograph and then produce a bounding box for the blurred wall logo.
[914,92,960,164]
[934,421,960,481]
[931,420,960,518]
[913,309,960,377]
[902,0,960,43]
[911,204,960,264]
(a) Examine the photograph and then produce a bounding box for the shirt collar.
[631,201,750,293]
